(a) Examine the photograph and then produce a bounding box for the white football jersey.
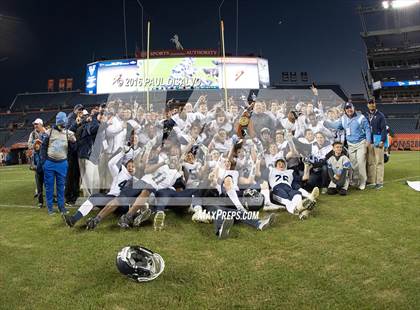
[268,167,294,188]
[183,162,202,188]
[108,166,138,196]
[141,164,181,190]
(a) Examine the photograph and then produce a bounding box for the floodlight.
[382,1,390,9]
[391,0,419,9]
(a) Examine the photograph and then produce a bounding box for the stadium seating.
[4,129,32,147]
[0,113,24,129]
[385,118,420,134]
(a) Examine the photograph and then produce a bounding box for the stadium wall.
[391,134,420,151]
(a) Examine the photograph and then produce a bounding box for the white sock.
[78,200,94,217]
[261,189,272,205]
[284,200,295,214]
[291,195,302,213]
[298,188,310,198]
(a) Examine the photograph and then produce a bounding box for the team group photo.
[0,0,419,309]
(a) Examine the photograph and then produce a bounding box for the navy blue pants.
[154,188,200,212]
[271,183,301,204]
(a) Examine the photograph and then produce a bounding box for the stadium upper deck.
[358,1,420,103]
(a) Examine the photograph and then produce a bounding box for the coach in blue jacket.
[365,99,387,189]
[324,102,371,190]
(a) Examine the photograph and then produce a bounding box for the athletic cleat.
[86,217,99,230]
[358,183,366,190]
[133,205,152,227]
[60,208,69,215]
[62,214,75,227]
[339,188,348,196]
[263,203,286,211]
[327,187,338,195]
[218,218,234,240]
[118,214,133,229]
[192,210,213,223]
[38,203,44,208]
[299,209,311,220]
[153,211,166,231]
[367,183,376,188]
[309,187,320,201]
[302,198,316,211]
[258,213,276,230]
[375,184,383,190]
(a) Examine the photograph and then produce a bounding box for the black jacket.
[365,110,387,143]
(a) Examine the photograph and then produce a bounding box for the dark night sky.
[0,0,377,107]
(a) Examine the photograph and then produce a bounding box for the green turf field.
[0,151,419,309]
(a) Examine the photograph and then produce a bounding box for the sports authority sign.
[136,49,219,58]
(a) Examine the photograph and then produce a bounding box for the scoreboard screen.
[85,57,270,94]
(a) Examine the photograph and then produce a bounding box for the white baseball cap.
[32,118,43,125]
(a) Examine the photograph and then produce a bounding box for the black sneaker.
[62,214,75,228]
[258,213,276,230]
[38,203,44,208]
[218,218,234,240]
[86,217,100,230]
[339,189,347,196]
[133,205,152,227]
[118,213,133,229]
[327,187,338,195]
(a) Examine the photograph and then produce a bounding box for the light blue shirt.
[324,112,371,144]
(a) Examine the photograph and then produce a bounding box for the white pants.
[347,140,367,187]
[78,158,99,196]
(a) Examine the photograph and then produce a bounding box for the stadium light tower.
[135,0,144,53]
[382,0,420,9]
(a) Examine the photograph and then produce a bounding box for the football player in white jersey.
[262,158,319,219]
[116,148,185,229]
[63,149,138,228]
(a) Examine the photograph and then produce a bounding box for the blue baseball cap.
[56,112,68,126]
[344,102,354,110]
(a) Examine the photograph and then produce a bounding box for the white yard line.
[384,175,420,184]
[1,175,419,209]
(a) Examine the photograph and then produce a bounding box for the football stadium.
[0,0,420,309]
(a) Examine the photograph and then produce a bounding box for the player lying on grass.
[326,141,352,195]
[261,157,319,220]
[84,145,184,230]
[62,149,139,227]
[207,175,276,239]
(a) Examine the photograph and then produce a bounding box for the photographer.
[76,109,101,196]
[65,104,83,204]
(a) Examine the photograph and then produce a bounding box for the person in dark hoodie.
[365,98,387,190]
[74,109,101,196]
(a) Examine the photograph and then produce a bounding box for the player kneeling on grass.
[62,153,138,227]
[264,158,319,220]
[208,175,276,240]
[326,141,351,196]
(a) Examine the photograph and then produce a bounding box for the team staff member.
[365,99,387,189]
[324,102,371,190]
[42,112,76,215]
